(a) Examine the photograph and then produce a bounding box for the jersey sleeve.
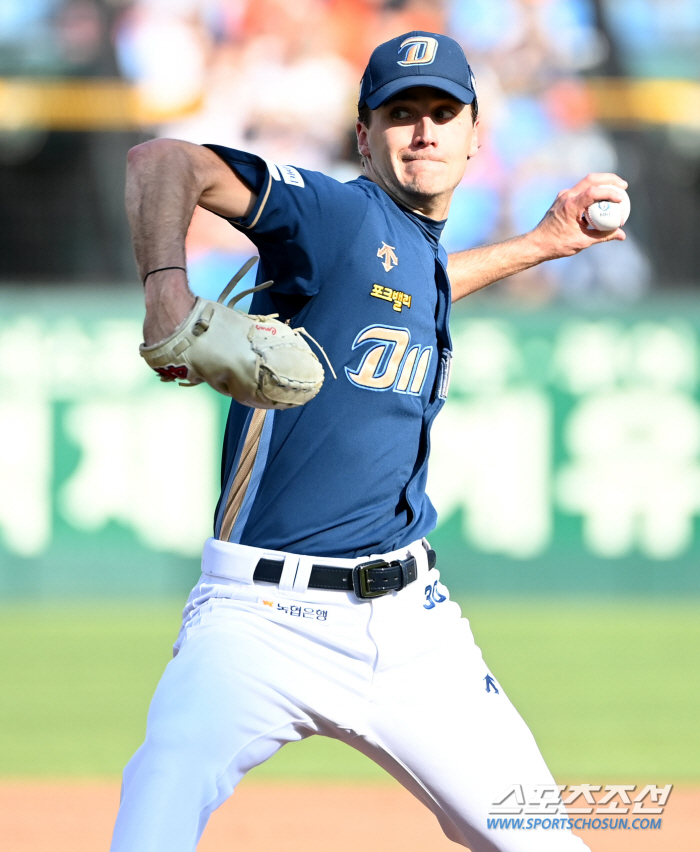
[204,145,367,299]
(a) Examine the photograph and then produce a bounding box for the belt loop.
[421,540,436,571]
[278,553,299,593]
[292,556,314,594]
[400,554,417,589]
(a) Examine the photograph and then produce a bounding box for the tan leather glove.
[139,259,326,410]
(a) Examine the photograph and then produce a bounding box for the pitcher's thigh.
[112,606,314,852]
[145,606,313,767]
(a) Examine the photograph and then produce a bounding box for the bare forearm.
[125,140,206,344]
[125,139,204,281]
[447,233,549,302]
[125,138,256,345]
[447,173,629,303]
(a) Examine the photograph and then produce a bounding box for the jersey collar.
[356,176,447,250]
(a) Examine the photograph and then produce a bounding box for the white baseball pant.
[110,538,590,852]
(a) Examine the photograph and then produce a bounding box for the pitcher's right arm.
[125,139,257,345]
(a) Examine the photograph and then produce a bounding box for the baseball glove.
[139,258,329,410]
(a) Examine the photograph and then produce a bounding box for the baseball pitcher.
[113,31,627,852]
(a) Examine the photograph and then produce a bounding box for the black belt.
[253,548,436,600]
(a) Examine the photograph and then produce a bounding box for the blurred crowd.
[2,0,700,299]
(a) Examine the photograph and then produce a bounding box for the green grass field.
[1,598,698,783]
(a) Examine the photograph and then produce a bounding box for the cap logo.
[397,36,438,67]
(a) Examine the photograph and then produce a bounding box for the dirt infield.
[1,781,696,851]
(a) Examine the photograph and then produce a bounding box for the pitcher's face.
[357,86,479,218]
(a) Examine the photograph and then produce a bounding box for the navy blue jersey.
[205,145,453,558]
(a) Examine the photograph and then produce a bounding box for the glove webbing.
[220,257,337,381]
[171,256,337,388]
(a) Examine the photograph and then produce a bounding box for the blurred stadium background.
[1,0,699,850]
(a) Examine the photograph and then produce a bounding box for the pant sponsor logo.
[257,598,329,621]
[423,579,446,609]
[484,673,499,694]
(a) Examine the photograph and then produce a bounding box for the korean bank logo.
[397,36,438,67]
[487,783,672,832]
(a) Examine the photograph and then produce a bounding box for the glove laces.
[219,257,337,380]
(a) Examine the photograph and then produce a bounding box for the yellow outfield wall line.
[0,78,202,130]
[0,77,699,131]
[586,78,700,129]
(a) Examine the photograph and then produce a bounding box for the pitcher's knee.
[140,713,228,778]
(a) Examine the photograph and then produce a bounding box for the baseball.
[584,185,631,231]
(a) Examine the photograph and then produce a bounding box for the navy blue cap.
[359,31,476,110]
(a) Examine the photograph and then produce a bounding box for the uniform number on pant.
[345,325,432,395]
[423,580,446,609]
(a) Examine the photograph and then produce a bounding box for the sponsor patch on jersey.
[265,162,304,188]
[265,159,282,181]
[281,165,305,187]
[370,284,411,312]
[377,241,398,272]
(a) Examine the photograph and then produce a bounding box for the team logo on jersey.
[377,242,398,272]
[397,36,438,67]
[370,284,411,312]
[345,325,432,394]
